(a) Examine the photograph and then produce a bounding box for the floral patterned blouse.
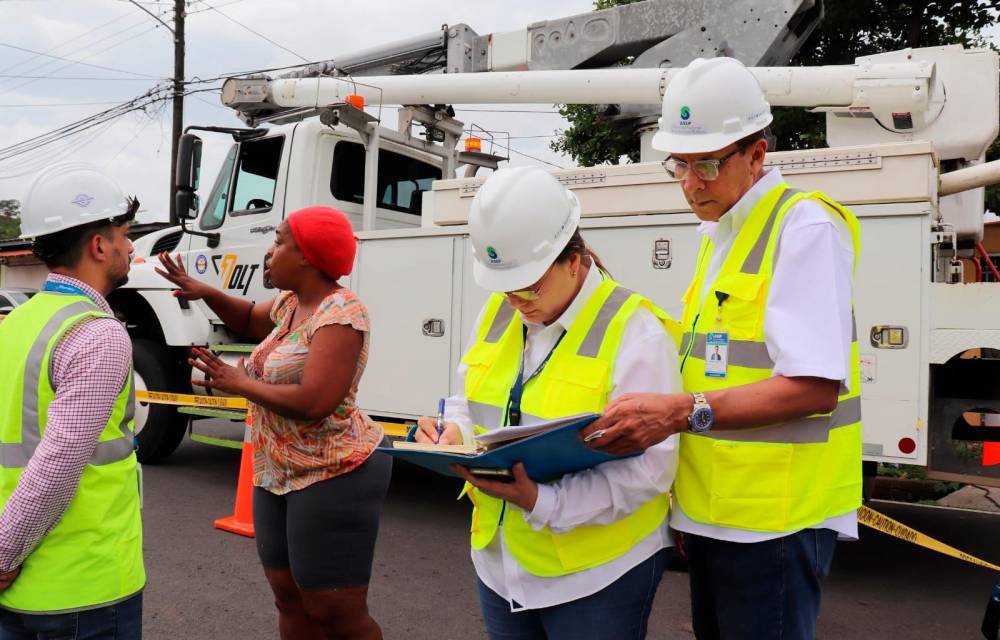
[246,288,383,494]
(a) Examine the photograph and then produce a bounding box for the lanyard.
[504,324,566,427]
[42,281,95,302]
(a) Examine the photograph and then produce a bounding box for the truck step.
[208,344,256,353]
[178,406,248,421]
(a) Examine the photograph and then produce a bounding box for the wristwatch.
[688,392,715,433]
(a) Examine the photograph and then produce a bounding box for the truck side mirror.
[175,134,203,220]
[176,134,203,191]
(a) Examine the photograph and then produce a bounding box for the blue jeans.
[685,529,837,640]
[0,592,142,640]
[477,548,670,640]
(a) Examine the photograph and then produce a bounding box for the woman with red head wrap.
[156,206,389,639]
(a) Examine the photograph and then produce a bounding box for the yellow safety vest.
[675,182,863,533]
[0,292,144,613]
[462,277,679,577]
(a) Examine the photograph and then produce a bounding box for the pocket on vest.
[539,357,609,414]
[708,441,793,531]
[548,523,633,573]
[462,344,500,397]
[713,273,766,338]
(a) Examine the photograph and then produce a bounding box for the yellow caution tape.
[136,390,248,410]
[378,421,410,438]
[859,504,1000,572]
[136,390,412,438]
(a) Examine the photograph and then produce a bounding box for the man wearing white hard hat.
[413,166,682,639]
[584,57,862,639]
[0,164,143,638]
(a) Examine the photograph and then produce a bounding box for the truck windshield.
[200,144,237,231]
[199,135,284,230]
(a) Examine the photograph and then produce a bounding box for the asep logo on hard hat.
[71,193,94,208]
[679,106,692,127]
[486,245,502,264]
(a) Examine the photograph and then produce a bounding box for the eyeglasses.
[506,282,543,302]
[662,149,741,182]
[504,267,550,301]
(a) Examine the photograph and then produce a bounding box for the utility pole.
[169,0,185,225]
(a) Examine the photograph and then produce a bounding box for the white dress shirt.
[669,167,859,543]
[446,266,682,611]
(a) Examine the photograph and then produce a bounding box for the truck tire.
[132,339,187,464]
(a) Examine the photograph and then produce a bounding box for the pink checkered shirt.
[0,274,132,572]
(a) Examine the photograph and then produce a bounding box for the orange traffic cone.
[984,442,1000,467]
[982,414,1000,467]
[214,417,255,537]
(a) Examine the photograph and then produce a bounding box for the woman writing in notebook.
[413,166,682,640]
[156,206,390,640]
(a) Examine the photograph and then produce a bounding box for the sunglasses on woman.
[504,266,552,301]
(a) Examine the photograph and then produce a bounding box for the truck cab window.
[231,135,284,216]
[330,142,441,228]
[200,136,284,230]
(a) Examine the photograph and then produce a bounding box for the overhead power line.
[0,11,134,76]
[0,74,157,81]
[0,42,162,79]
[0,84,171,165]
[0,101,133,107]
[196,1,309,62]
[188,0,250,14]
[125,0,175,33]
[0,15,166,93]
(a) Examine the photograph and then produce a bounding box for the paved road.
[142,436,999,639]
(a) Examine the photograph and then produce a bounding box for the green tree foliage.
[0,200,20,241]
[769,1,998,152]
[553,1,999,209]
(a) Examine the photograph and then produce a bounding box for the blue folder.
[378,414,639,483]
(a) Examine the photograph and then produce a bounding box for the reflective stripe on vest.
[462,278,674,577]
[0,300,135,468]
[675,183,863,533]
[0,292,144,613]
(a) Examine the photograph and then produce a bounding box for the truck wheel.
[132,339,187,464]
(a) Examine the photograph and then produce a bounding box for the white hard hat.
[468,166,580,293]
[20,162,131,239]
[651,57,773,155]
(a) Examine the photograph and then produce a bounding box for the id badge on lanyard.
[705,291,729,378]
[704,332,729,378]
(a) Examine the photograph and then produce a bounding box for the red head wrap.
[285,206,357,279]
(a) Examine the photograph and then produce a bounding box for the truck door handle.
[422,319,445,337]
[652,239,671,269]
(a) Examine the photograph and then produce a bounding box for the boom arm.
[277,0,822,79]
[222,45,998,163]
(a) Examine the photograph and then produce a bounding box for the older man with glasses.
[584,57,864,640]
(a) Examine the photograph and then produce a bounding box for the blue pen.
[435,398,446,444]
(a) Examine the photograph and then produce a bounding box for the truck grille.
[150,231,183,255]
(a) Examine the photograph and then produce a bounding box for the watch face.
[691,407,713,432]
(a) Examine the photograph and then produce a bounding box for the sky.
[0,0,592,222]
[1,1,998,223]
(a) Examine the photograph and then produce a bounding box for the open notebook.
[391,413,595,455]
[380,413,638,482]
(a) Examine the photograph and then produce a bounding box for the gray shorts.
[253,444,392,589]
